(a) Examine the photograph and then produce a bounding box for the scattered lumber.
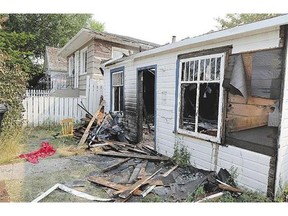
[101,158,131,173]
[118,168,163,199]
[78,100,105,146]
[97,151,170,161]
[87,176,142,196]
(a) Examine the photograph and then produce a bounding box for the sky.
[1,0,286,45]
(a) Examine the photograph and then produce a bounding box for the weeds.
[186,185,206,202]
[0,129,25,164]
[172,143,191,167]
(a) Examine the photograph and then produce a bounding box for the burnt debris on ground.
[32,99,243,202]
[74,99,129,148]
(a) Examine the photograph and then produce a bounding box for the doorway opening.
[137,66,156,148]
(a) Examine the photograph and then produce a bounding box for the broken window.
[112,71,124,112]
[178,53,225,142]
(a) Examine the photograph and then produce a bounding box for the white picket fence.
[22,78,103,126]
[86,77,103,114]
[26,89,52,97]
[22,96,87,126]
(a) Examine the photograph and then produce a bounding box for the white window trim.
[176,52,225,143]
[68,56,74,77]
[80,47,88,75]
[74,51,79,88]
[112,71,124,112]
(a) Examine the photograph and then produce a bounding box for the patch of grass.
[275,183,288,202]
[0,130,25,165]
[186,185,206,202]
[205,190,271,203]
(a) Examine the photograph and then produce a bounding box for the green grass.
[0,124,82,165]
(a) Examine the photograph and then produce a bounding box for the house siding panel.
[104,28,282,193]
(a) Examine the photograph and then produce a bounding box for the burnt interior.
[180,83,220,136]
[137,68,155,144]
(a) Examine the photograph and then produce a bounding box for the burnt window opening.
[178,53,225,141]
[112,71,124,112]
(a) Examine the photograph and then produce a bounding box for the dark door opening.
[137,67,156,147]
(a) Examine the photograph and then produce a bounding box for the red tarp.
[19,142,56,164]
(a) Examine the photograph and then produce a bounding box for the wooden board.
[88,176,127,191]
[78,100,105,146]
[228,94,277,106]
[118,168,162,199]
[226,115,268,132]
[102,158,131,173]
[97,151,170,161]
[88,176,142,196]
[227,103,273,117]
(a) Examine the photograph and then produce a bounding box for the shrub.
[0,52,28,136]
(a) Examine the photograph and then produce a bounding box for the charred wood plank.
[102,158,131,173]
[118,168,162,199]
[128,161,143,183]
[78,100,105,146]
[97,151,170,161]
[88,176,142,196]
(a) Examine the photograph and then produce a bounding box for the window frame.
[176,52,226,143]
[80,47,88,75]
[68,55,74,77]
[110,67,124,112]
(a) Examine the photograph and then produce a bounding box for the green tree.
[0,14,105,87]
[215,13,282,29]
[87,18,105,32]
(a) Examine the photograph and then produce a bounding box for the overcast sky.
[1,0,286,45]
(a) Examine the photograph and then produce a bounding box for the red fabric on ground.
[19,142,56,164]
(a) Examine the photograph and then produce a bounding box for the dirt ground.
[0,126,157,202]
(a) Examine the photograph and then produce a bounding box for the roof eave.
[58,29,93,58]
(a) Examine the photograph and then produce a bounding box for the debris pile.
[31,141,244,202]
[80,141,243,202]
[74,100,128,148]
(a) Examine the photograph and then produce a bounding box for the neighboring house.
[44,46,67,90]
[57,28,159,97]
[103,14,288,197]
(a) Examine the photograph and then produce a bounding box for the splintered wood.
[78,100,105,146]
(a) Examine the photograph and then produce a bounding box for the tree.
[215,13,282,29]
[87,18,105,32]
[0,14,105,87]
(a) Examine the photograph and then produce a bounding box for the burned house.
[102,15,288,197]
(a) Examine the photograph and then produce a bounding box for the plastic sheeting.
[19,142,56,164]
[230,55,248,101]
